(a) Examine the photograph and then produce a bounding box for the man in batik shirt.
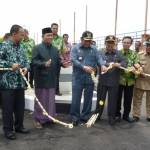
[116,36,139,123]
[0,24,30,140]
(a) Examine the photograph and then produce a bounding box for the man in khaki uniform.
[132,38,150,122]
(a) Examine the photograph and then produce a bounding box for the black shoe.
[133,116,140,122]
[96,115,101,122]
[123,117,135,123]
[72,120,78,126]
[146,117,150,122]
[79,119,87,126]
[56,92,62,96]
[115,116,121,122]
[5,132,16,140]
[15,128,30,134]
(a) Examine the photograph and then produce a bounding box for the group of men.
[70,32,150,127]
[0,24,150,141]
[0,24,71,140]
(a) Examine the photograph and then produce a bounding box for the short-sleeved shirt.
[52,35,65,54]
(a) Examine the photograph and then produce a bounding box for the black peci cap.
[42,27,52,35]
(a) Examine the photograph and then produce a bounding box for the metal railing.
[93,29,150,49]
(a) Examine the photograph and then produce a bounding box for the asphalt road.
[0,98,150,150]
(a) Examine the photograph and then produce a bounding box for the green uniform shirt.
[21,38,35,62]
[52,35,65,54]
[0,37,3,43]
[119,49,139,86]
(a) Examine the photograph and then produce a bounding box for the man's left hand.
[21,68,28,75]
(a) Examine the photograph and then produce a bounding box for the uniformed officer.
[132,38,150,122]
[70,31,106,126]
[96,35,127,125]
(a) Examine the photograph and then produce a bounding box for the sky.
[0,0,150,43]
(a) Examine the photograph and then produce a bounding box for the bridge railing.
[93,29,150,50]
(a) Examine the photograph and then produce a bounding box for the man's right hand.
[45,59,52,67]
[128,66,136,73]
[101,65,108,74]
[12,63,21,71]
[83,66,94,74]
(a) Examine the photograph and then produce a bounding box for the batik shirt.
[119,49,139,86]
[52,35,65,54]
[61,42,72,64]
[0,40,29,89]
[21,38,35,62]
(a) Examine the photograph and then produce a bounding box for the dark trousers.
[96,84,118,118]
[29,63,34,86]
[56,65,61,94]
[1,89,25,133]
[116,85,134,118]
[70,81,94,122]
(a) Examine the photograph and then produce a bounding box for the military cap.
[42,27,52,35]
[105,35,116,42]
[82,31,93,40]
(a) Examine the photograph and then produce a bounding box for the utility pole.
[59,19,61,36]
[85,5,88,31]
[144,0,149,34]
[141,0,149,51]
[114,0,118,36]
[73,12,76,44]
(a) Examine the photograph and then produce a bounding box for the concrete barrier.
[59,66,72,94]
[25,66,98,114]
[25,91,97,113]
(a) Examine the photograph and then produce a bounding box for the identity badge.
[78,56,83,61]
